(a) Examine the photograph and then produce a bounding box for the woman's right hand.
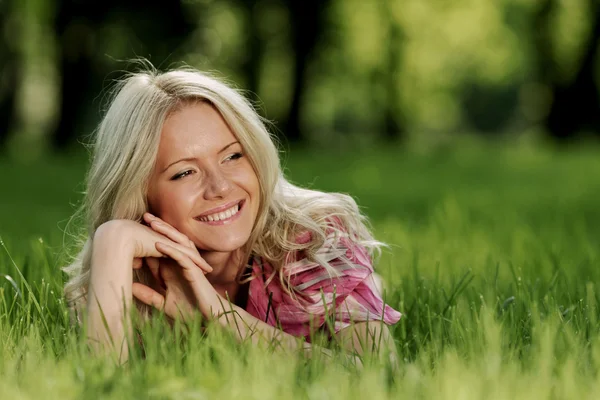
[93,219,213,274]
[87,218,213,361]
[130,213,219,321]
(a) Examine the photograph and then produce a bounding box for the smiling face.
[147,102,260,253]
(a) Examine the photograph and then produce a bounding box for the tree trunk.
[283,0,327,144]
[381,0,403,142]
[240,0,262,105]
[52,0,195,150]
[546,1,600,140]
[0,1,19,148]
[534,0,600,140]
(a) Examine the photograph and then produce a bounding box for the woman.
[62,61,401,364]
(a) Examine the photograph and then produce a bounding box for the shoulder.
[247,217,401,335]
[281,220,374,293]
[290,215,372,267]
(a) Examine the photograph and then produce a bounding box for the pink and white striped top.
[245,223,402,341]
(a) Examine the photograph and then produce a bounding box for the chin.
[197,236,250,253]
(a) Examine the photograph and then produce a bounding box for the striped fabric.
[245,225,402,341]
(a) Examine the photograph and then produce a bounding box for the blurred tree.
[378,0,403,141]
[394,0,525,136]
[281,0,330,143]
[0,0,20,149]
[533,0,600,140]
[52,0,195,149]
[239,0,261,103]
[460,82,520,134]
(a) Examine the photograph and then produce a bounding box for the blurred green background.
[1,0,600,244]
[4,4,600,393]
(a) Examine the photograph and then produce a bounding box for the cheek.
[238,167,260,196]
[149,186,195,221]
[244,169,261,211]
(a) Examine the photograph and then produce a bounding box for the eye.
[171,170,194,180]
[225,152,243,162]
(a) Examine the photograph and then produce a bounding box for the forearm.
[211,301,361,365]
[86,234,135,361]
[335,321,399,368]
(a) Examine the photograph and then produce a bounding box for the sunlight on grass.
[1,142,600,398]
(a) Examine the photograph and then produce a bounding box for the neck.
[200,248,245,297]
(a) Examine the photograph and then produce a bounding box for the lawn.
[1,139,600,399]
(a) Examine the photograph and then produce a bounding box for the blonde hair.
[63,60,385,317]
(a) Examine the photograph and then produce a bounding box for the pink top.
[245,223,402,341]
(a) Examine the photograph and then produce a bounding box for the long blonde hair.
[63,60,384,316]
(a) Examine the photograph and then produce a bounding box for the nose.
[203,168,233,200]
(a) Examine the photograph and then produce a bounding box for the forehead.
[157,102,237,158]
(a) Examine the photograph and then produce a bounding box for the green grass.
[2,139,600,399]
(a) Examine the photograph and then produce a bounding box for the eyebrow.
[161,140,240,173]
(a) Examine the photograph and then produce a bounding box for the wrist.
[202,292,235,325]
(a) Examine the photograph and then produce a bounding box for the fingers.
[142,212,213,274]
[155,242,209,280]
[132,282,165,311]
[156,240,213,274]
[132,257,143,269]
[144,213,195,248]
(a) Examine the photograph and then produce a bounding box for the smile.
[195,200,244,225]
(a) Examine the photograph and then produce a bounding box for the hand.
[133,257,199,321]
[94,219,213,275]
[131,213,221,321]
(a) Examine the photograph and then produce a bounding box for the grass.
[1,139,600,398]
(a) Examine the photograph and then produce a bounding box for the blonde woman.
[63,61,401,364]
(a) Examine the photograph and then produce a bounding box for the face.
[147,102,260,253]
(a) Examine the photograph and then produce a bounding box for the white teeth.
[199,203,240,222]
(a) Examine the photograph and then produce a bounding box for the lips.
[194,199,245,222]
